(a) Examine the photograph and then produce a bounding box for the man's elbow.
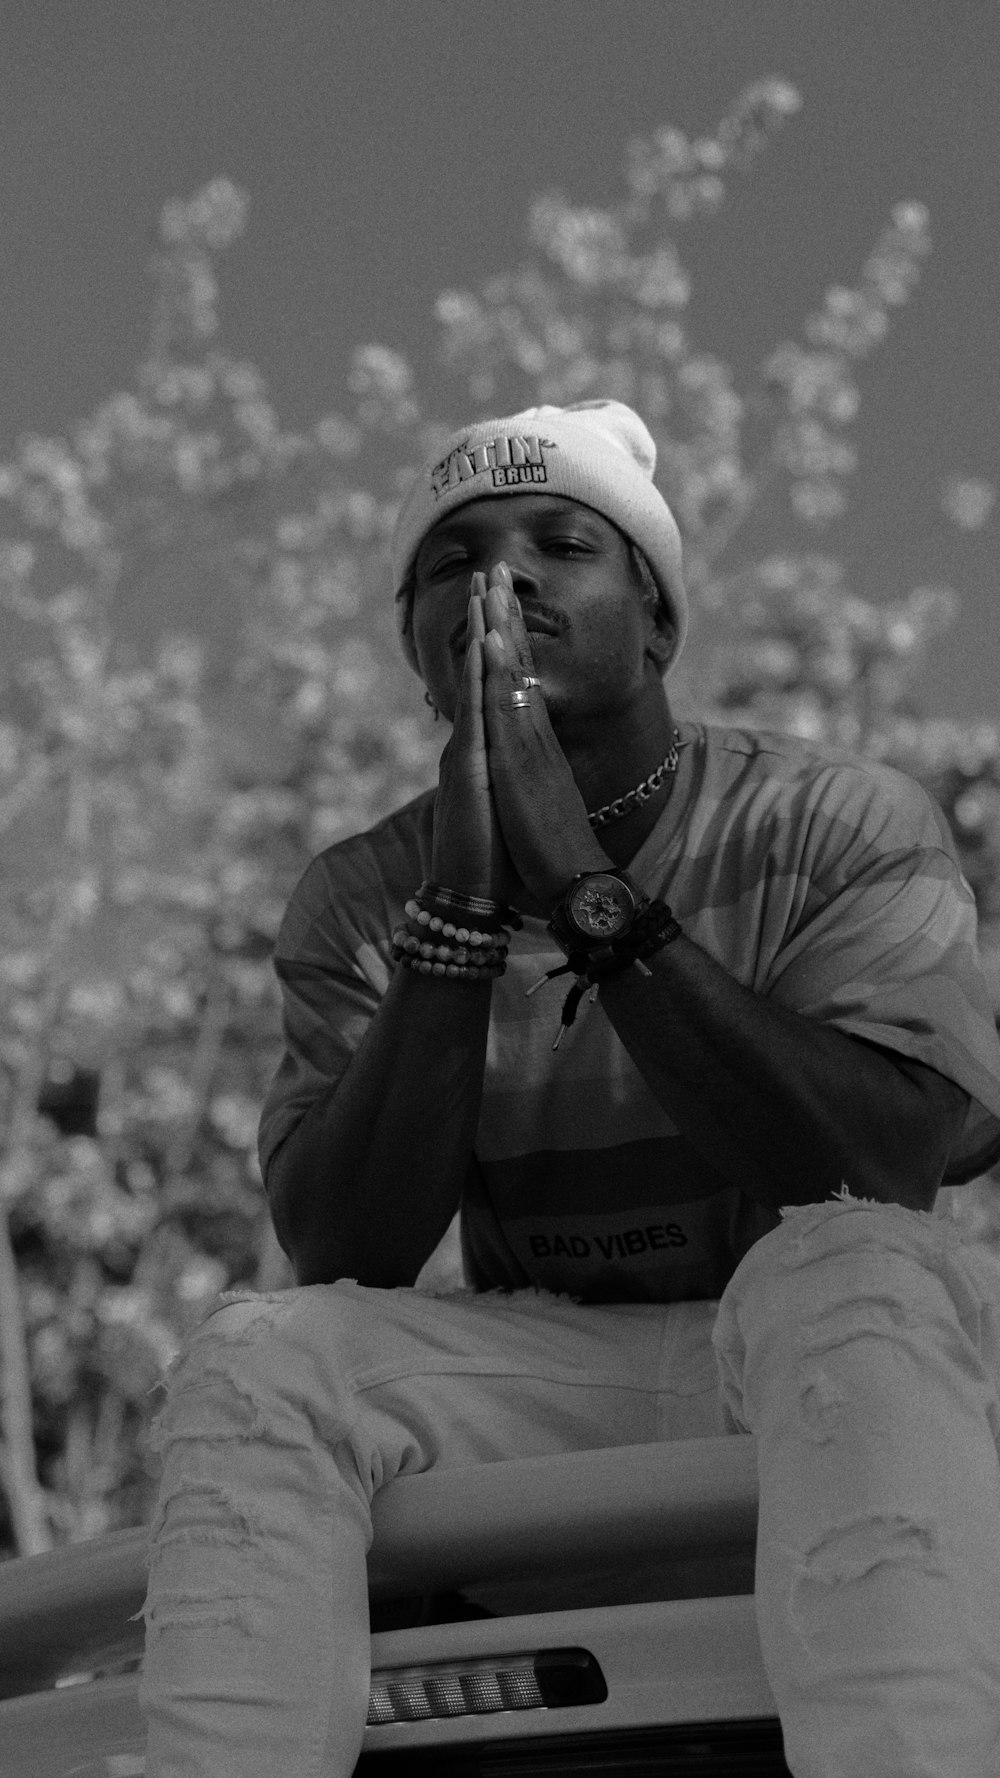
[845,1133,948,1215]
[832,1045,967,1216]
[262,1143,336,1285]
[264,1170,424,1291]
[857,1164,940,1216]
[857,1071,970,1214]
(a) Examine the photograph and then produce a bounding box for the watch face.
[568,874,635,939]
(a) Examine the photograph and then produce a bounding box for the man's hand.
[480,563,609,909]
[430,573,519,902]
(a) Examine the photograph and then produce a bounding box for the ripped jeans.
[139,1194,1000,1778]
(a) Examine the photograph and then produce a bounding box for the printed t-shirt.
[258,722,1000,1304]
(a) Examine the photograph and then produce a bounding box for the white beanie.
[391,399,687,676]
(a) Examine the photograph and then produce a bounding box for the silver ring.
[520,675,542,688]
[510,688,533,709]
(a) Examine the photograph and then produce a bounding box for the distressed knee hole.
[142,1590,261,1644]
[150,1355,331,1454]
[149,1478,267,1549]
[198,1292,293,1341]
[798,1367,846,1441]
[789,1513,945,1649]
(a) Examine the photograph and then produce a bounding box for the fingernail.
[496,561,512,585]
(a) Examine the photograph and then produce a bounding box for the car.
[0,1434,791,1774]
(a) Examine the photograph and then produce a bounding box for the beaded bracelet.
[392,929,509,968]
[391,880,517,985]
[394,953,504,981]
[403,901,507,949]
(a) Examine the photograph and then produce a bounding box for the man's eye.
[427,555,467,578]
[544,538,590,554]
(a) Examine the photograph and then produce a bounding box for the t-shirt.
[258,721,1000,1303]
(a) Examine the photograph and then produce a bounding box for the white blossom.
[941,477,996,531]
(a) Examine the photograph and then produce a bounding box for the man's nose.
[495,558,542,601]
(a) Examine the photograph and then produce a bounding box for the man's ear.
[645,620,675,668]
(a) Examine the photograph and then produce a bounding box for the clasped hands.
[431,562,610,913]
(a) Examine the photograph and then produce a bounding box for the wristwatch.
[548,869,646,956]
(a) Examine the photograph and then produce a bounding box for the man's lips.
[450,607,567,651]
[522,610,566,638]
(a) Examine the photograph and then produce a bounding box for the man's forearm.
[267,967,492,1287]
[597,932,942,1212]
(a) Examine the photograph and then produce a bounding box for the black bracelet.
[526,901,683,1052]
[624,903,684,969]
[586,898,681,977]
[416,881,523,932]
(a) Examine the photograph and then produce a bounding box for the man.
[141,402,1000,1778]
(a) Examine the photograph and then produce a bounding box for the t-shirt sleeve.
[763,769,1000,1183]
[257,853,388,1184]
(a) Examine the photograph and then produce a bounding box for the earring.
[424,691,440,722]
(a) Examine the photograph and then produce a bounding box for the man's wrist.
[537,847,614,914]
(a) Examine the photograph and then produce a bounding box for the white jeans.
[139,1194,1000,1777]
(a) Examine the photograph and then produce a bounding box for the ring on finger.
[520,675,541,688]
[510,687,533,709]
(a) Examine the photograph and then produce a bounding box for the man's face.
[410,494,673,726]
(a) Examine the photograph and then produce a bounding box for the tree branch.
[0,1205,52,1553]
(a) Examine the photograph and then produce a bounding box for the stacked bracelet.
[391,883,517,982]
[392,923,508,979]
[393,951,505,980]
[402,901,509,950]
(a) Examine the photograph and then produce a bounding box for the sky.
[1,0,997,724]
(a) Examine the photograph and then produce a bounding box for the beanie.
[391,399,687,676]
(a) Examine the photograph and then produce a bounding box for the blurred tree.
[0,86,997,1556]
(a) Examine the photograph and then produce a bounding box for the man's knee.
[150,1282,382,1463]
[188,1278,388,1368]
[714,1195,992,1431]
[722,1194,979,1324]
[711,1194,982,1415]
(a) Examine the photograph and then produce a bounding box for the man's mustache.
[449,603,568,651]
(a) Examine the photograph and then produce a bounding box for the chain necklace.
[586,727,684,830]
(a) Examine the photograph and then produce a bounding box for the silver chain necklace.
[586,728,683,830]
